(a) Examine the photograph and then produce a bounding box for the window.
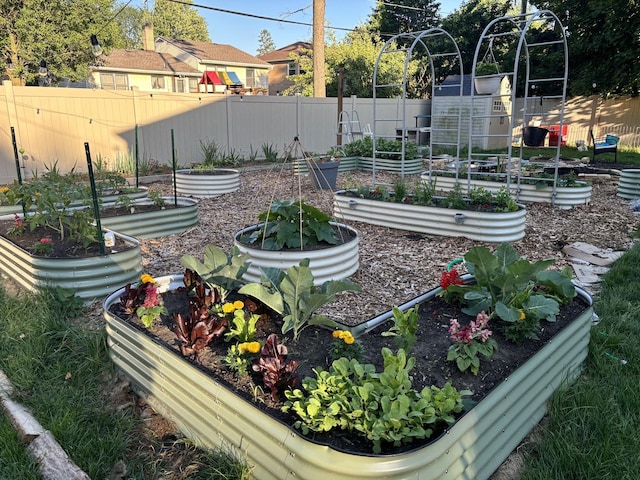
[246,68,255,88]
[175,78,185,93]
[151,75,165,90]
[188,78,198,93]
[288,62,305,76]
[100,73,128,90]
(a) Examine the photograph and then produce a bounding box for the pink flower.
[142,284,160,308]
[40,237,53,244]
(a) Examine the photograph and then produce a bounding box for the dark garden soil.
[0,203,181,258]
[109,286,590,456]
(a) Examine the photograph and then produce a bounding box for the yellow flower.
[233,300,244,310]
[222,303,235,314]
[238,341,261,354]
[342,332,355,345]
[333,330,355,344]
[140,273,155,284]
[518,309,526,321]
[0,187,9,193]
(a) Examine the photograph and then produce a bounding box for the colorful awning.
[199,71,223,85]
[226,71,243,87]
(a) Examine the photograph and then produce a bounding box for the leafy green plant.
[240,199,339,251]
[31,237,54,255]
[200,137,223,167]
[382,306,419,354]
[393,179,409,203]
[261,143,279,162]
[115,193,135,212]
[414,177,436,205]
[283,348,469,453]
[224,342,261,378]
[476,61,500,76]
[239,259,361,342]
[224,303,260,343]
[180,245,250,302]
[447,311,498,375]
[443,182,467,209]
[443,242,577,342]
[147,189,166,208]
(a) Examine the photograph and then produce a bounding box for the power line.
[164,0,355,33]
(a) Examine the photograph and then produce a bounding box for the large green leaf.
[523,294,560,322]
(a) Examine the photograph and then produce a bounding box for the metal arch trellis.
[468,10,569,206]
[371,28,464,186]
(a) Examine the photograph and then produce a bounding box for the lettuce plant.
[283,348,469,453]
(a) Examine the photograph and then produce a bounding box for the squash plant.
[241,199,339,251]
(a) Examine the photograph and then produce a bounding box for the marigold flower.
[0,187,9,193]
[518,309,526,321]
[222,302,236,314]
[140,273,155,284]
[238,341,261,354]
[333,330,355,344]
[233,300,244,310]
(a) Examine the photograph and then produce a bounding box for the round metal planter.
[617,169,640,199]
[293,157,358,175]
[175,169,240,197]
[0,230,141,304]
[98,196,198,238]
[233,223,359,285]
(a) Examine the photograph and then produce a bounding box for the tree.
[256,29,276,55]
[440,0,514,76]
[113,5,146,50]
[284,30,412,98]
[152,0,209,41]
[1,0,122,85]
[366,0,440,41]
[531,0,640,96]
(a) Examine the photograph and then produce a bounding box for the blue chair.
[590,131,619,162]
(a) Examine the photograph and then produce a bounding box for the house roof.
[434,74,473,96]
[93,49,200,75]
[258,42,312,63]
[158,38,270,68]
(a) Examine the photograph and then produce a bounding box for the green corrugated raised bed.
[104,276,592,480]
[99,196,198,239]
[0,230,141,304]
[293,157,359,175]
[358,156,424,174]
[333,191,526,243]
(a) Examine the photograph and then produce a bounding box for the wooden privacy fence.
[2,79,640,184]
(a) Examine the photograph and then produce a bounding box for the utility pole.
[313,0,326,97]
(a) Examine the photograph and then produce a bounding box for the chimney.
[142,23,155,51]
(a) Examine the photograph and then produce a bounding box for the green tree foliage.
[152,0,209,41]
[440,0,514,75]
[532,0,640,96]
[366,0,440,41]
[283,30,411,98]
[257,29,276,55]
[113,5,146,50]
[1,0,121,85]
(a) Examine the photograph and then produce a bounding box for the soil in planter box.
[111,288,590,455]
[0,220,136,258]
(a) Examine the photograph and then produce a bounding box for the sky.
[141,0,466,56]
